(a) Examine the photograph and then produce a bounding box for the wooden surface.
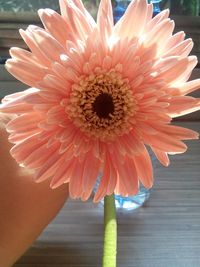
[13,122,200,267]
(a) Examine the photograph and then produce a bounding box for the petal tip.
[38,8,44,17]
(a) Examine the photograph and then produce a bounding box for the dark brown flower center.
[67,71,136,141]
[92,93,114,119]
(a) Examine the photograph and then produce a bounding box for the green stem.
[103,194,117,267]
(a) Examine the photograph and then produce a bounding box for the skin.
[0,114,69,267]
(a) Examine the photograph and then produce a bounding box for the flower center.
[92,93,114,119]
[67,70,136,141]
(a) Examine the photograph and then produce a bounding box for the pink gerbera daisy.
[0,0,200,202]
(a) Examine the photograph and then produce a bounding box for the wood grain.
[13,122,200,267]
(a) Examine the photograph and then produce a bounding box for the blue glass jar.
[94,179,152,210]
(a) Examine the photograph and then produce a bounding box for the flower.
[0,0,200,202]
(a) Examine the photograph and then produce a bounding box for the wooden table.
[13,122,200,267]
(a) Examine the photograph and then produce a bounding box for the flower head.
[1,0,200,202]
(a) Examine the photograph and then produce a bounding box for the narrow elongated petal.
[30,28,66,62]
[0,89,38,114]
[97,0,113,38]
[116,157,139,196]
[154,124,199,140]
[73,0,96,28]
[19,29,51,66]
[163,38,193,58]
[81,152,101,201]
[113,0,148,39]
[151,147,169,166]
[5,59,47,87]
[158,56,197,84]
[59,0,96,29]
[94,151,117,202]
[142,132,187,153]
[133,146,153,188]
[24,142,59,168]
[59,0,94,41]
[144,19,175,52]
[145,9,169,33]
[168,96,200,117]
[34,153,65,182]
[6,112,42,132]
[174,79,200,96]
[38,9,71,45]
[165,31,185,51]
[9,47,45,67]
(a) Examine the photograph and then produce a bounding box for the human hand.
[0,113,69,267]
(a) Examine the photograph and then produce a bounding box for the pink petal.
[164,31,185,52]
[38,90,64,102]
[34,153,65,182]
[158,56,197,84]
[74,0,96,28]
[0,103,33,114]
[38,8,71,46]
[9,47,45,67]
[114,174,127,197]
[5,59,47,87]
[67,158,86,198]
[60,54,82,73]
[30,28,66,62]
[81,152,101,201]
[38,74,71,95]
[133,146,153,188]
[163,38,193,58]
[97,0,113,39]
[6,113,42,133]
[116,157,139,196]
[52,62,79,83]
[144,18,174,52]
[142,132,187,153]
[174,79,200,96]
[59,0,93,41]
[155,124,199,140]
[24,142,59,169]
[72,0,96,29]
[136,121,158,135]
[10,134,46,163]
[0,89,38,114]
[8,129,39,144]
[114,0,148,39]
[94,165,109,203]
[146,9,169,32]
[151,147,169,167]
[168,96,200,117]
[94,151,117,202]
[146,4,153,22]
[59,0,96,32]
[50,158,74,189]
[19,29,51,66]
